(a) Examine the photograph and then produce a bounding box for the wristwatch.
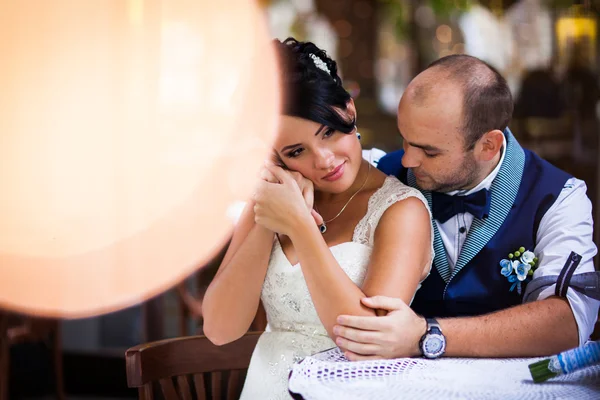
[419,317,446,359]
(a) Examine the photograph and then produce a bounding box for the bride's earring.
[356,131,361,140]
[319,223,327,234]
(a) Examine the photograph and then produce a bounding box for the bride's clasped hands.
[252,162,323,238]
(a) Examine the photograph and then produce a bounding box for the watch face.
[424,334,445,357]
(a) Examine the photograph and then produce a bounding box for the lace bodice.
[240,176,433,400]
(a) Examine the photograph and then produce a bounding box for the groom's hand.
[333,296,427,360]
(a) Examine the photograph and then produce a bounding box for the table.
[288,347,600,400]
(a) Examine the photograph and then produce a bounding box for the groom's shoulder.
[522,147,572,179]
[377,149,405,177]
[362,148,387,167]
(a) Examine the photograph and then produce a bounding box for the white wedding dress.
[239,176,433,400]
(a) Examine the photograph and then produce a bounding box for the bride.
[201,38,434,399]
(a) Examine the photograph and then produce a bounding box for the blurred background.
[2,0,599,399]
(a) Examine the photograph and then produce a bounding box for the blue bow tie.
[431,189,491,223]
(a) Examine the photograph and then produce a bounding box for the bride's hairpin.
[309,53,331,75]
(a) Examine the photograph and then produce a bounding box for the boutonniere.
[499,247,539,295]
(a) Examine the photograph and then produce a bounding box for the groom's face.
[397,84,480,192]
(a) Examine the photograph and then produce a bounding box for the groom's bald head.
[403,55,513,150]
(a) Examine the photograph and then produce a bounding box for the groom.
[334,54,600,359]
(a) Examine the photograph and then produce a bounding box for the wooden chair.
[0,311,64,400]
[126,332,261,400]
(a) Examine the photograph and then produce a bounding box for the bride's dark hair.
[273,38,355,134]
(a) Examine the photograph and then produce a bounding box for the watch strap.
[426,317,442,332]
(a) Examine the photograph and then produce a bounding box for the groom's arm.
[335,179,598,359]
[525,178,599,346]
[450,177,599,356]
[440,296,577,357]
[334,295,578,359]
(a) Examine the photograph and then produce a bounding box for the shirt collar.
[447,133,507,196]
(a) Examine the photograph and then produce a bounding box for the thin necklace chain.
[317,162,371,224]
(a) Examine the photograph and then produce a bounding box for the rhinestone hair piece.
[309,53,331,75]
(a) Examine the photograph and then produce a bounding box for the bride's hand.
[253,165,322,236]
[260,163,314,210]
[259,163,323,227]
[286,170,324,228]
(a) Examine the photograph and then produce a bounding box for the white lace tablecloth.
[288,348,600,400]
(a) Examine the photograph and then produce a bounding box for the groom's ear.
[476,129,504,161]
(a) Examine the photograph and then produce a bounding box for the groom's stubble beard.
[417,151,480,193]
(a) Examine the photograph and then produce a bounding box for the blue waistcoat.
[377,129,572,317]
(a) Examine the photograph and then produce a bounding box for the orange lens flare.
[0,0,279,318]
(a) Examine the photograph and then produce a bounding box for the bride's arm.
[360,197,432,303]
[290,197,431,340]
[202,200,274,345]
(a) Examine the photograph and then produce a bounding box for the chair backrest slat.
[226,370,242,400]
[193,373,206,400]
[139,384,153,400]
[210,372,222,400]
[160,377,180,400]
[176,375,193,400]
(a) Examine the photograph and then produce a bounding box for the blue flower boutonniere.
[499,247,539,295]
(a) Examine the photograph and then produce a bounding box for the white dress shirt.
[364,145,599,345]
[438,136,507,271]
